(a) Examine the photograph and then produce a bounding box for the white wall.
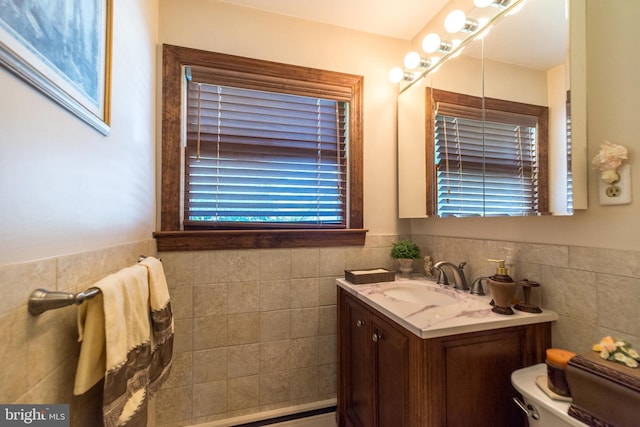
[411,1,640,252]
[2,0,635,259]
[157,0,410,239]
[0,0,158,265]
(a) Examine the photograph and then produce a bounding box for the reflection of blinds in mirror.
[566,90,574,214]
[435,104,539,217]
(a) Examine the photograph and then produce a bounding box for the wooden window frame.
[155,44,366,251]
[425,88,549,216]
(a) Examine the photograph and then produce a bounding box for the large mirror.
[398,0,587,218]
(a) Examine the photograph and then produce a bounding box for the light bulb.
[473,0,494,7]
[388,67,405,83]
[404,52,421,69]
[422,33,441,53]
[445,10,467,33]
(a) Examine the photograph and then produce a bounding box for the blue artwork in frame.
[0,0,112,135]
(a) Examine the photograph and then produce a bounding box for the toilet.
[511,364,587,427]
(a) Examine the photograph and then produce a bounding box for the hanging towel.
[74,257,173,427]
[138,256,174,395]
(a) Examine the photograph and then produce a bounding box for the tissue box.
[565,352,640,427]
[344,268,395,284]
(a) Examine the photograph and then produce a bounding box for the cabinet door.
[342,295,374,427]
[371,316,410,427]
[428,326,549,427]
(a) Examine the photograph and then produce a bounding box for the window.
[155,44,366,251]
[426,89,549,217]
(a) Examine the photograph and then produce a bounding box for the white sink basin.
[383,285,458,306]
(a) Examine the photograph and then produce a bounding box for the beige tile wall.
[153,234,640,426]
[2,234,637,427]
[154,236,395,426]
[0,240,157,426]
[412,234,640,354]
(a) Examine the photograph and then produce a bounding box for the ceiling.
[217,0,568,71]
[217,0,450,40]
[471,0,567,70]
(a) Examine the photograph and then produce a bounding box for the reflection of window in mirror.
[426,89,549,217]
[566,90,573,214]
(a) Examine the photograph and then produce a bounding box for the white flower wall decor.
[592,141,629,183]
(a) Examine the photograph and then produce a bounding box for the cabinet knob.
[356,320,365,328]
[372,333,381,342]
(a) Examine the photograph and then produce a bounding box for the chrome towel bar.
[28,287,101,315]
[28,255,156,315]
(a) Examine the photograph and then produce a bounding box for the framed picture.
[0,0,112,135]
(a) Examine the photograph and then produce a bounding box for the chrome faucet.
[433,261,469,291]
[470,277,488,296]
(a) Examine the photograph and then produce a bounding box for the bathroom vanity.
[337,278,558,427]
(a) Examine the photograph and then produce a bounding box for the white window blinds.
[566,90,574,214]
[435,101,540,217]
[184,80,348,228]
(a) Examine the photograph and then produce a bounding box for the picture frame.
[0,0,112,135]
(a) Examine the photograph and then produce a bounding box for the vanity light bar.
[388,67,416,83]
[389,0,524,86]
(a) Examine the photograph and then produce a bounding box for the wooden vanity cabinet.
[337,288,551,427]
[339,287,413,427]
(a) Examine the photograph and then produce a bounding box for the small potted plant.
[391,239,421,277]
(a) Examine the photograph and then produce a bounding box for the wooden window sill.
[153,229,368,252]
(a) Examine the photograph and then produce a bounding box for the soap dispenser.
[487,259,516,315]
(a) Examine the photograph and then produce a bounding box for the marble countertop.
[337,277,558,339]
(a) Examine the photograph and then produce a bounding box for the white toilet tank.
[511,364,587,427]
